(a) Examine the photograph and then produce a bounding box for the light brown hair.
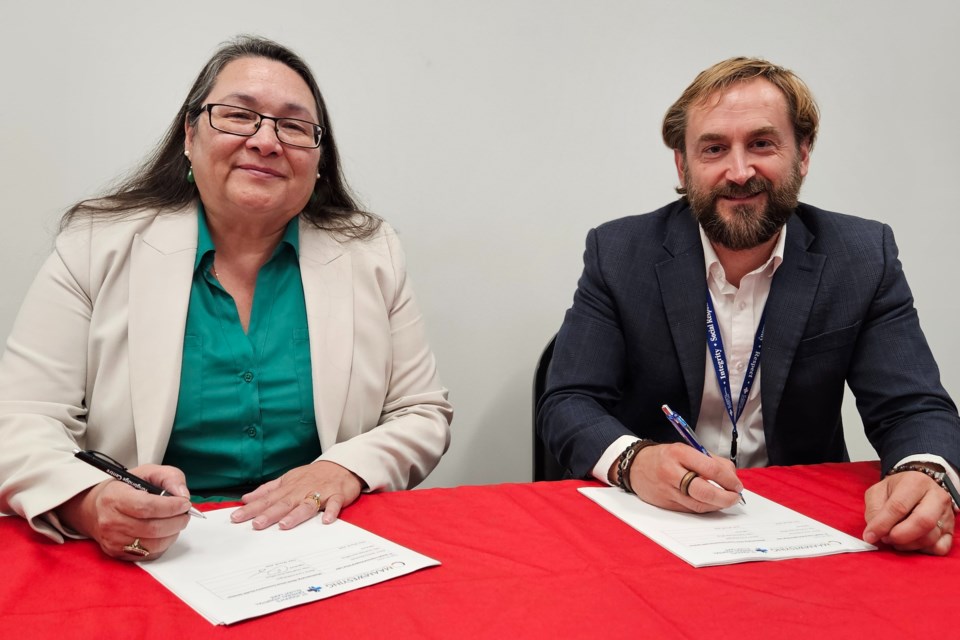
[662,57,820,155]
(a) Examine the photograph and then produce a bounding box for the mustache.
[714,177,772,199]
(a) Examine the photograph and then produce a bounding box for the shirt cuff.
[592,435,643,485]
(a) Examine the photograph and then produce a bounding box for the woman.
[0,36,452,560]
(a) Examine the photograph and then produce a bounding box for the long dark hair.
[61,35,380,238]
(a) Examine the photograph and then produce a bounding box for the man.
[538,57,960,555]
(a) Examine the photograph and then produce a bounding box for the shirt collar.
[194,204,301,272]
[699,224,787,285]
[194,204,215,272]
[279,214,301,257]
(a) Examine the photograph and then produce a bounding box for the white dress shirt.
[694,225,783,468]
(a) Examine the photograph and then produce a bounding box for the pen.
[660,405,746,505]
[943,472,960,511]
[73,449,206,518]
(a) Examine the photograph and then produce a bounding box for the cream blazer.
[0,204,452,540]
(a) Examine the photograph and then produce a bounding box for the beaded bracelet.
[616,439,658,494]
[887,463,960,505]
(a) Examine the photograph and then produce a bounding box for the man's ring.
[679,470,699,497]
[306,492,323,512]
[123,538,150,557]
[936,519,944,532]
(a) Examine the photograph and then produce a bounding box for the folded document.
[580,487,875,567]
[139,506,439,624]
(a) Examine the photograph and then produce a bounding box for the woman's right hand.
[55,464,194,561]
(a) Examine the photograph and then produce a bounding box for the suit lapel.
[128,206,198,464]
[760,214,825,428]
[655,209,708,421]
[298,221,354,450]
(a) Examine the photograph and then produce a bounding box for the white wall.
[2,1,958,488]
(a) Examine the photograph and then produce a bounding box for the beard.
[685,159,803,250]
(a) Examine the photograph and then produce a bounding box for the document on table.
[580,487,875,567]
[139,507,439,625]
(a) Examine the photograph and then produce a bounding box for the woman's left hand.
[231,461,364,530]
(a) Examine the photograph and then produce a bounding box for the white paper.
[139,507,440,625]
[579,487,875,567]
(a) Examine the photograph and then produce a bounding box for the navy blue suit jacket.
[538,201,960,478]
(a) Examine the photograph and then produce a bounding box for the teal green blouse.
[163,209,321,501]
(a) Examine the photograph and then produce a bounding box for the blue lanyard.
[705,292,765,466]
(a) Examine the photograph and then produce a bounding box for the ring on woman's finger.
[936,519,944,532]
[305,492,323,512]
[123,538,150,557]
[679,470,699,497]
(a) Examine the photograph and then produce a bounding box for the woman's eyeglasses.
[201,103,323,149]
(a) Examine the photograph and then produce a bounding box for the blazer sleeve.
[316,226,453,491]
[845,224,960,472]
[0,223,113,541]
[537,227,636,478]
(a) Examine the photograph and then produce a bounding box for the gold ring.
[679,470,699,497]
[123,538,150,558]
[936,520,944,532]
[305,492,323,512]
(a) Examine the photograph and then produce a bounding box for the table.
[1,462,956,639]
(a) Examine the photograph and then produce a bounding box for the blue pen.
[660,404,746,505]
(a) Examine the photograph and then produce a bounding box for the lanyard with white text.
[705,291,765,466]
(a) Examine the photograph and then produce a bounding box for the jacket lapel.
[760,214,825,428]
[128,206,198,464]
[298,221,354,450]
[655,209,709,422]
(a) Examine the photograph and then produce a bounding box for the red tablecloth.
[1,461,956,639]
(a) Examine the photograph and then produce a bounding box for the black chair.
[532,335,566,481]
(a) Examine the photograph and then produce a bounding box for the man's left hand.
[863,471,954,555]
[230,461,364,530]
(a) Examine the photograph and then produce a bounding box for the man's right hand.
[623,443,743,512]
[55,464,193,561]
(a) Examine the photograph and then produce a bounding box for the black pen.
[943,471,960,511]
[73,449,205,518]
